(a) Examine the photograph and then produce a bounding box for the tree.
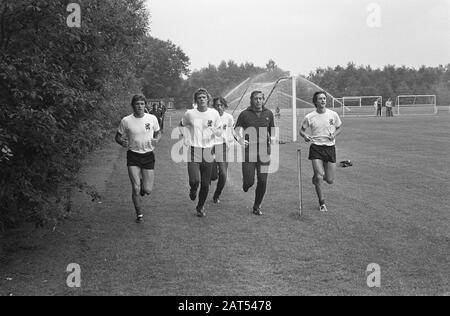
[306,63,450,105]
[138,37,190,99]
[0,0,151,228]
[176,60,267,108]
[266,59,277,72]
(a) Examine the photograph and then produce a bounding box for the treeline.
[307,63,450,104]
[0,0,188,228]
[172,60,281,109]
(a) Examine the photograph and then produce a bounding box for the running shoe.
[196,208,206,218]
[253,206,263,216]
[136,214,144,223]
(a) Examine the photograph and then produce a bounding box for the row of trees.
[157,59,282,109]
[307,63,450,104]
[0,0,190,228]
[163,61,450,110]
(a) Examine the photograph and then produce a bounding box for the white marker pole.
[297,148,303,214]
[292,75,297,142]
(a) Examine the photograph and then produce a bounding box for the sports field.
[0,110,449,296]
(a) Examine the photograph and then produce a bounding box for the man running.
[210,96,235,204]
[235,91,275,216]
[299,91,342,212]
[115,95,161,223]
[181,88,223,217]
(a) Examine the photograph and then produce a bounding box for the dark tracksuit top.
[235,107,275,163]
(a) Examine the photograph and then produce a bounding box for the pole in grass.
[297,148,303,215]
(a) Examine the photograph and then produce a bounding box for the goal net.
[332,96,382,117]
[395,95,437,115]
[225,72,322,144]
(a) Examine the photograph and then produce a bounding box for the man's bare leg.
[324,162,336,185]
[141,169,155,196]
[312,160,326,207]
[128,166,144,218]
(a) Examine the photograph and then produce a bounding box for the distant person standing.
[386,98,394,117]
[235,91,275,216]
[299,91,342,212]
[158,102,167,132]
[148,103,163,129]
[210,97,235,204]
[181,88,223,217]
[275,106,281,119]
[115,95,161,223]
[375,99,382,117]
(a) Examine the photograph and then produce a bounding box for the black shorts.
[127,150,156,170]
[309,144,336,163]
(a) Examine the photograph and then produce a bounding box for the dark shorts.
[127,150,156,170]
[309,144,336,163]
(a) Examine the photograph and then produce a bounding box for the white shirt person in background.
[386,98,394,117]
[300,91,342,213]
[115,95,161,223]
[210,96,235,204]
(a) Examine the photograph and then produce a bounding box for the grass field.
[0,110,449,296]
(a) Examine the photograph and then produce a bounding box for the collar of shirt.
[247,106,269,113]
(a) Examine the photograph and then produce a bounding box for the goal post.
[396,95,437,116]
[225,74,304,144]
[343,96,362,107]
[336,96,382,117]
[291,75,297,142]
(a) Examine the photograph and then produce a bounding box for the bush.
[0,0,149,229]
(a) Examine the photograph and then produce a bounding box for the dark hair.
[131,95,147,107]
[212,96,228,108]
[312,91,327,107]
[250,90,265,101]
[193,88,211,104]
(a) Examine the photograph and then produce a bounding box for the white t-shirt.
[302,109,342,146]
[214,112,235,146]
[181,108,222,148]
[118,114,160,154]
[386,101,393,108]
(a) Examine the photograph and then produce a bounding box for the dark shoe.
[253,206,263,216]
[213,195,221,204]
[189,189,197,201]
[196,208,206,218]
[136,214,144,223]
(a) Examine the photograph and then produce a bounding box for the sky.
[147,0,450,75]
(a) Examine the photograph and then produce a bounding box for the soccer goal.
[395,95,437,116]
[337,96,382,117]
[225,74,306,144]
[224,73,346,143]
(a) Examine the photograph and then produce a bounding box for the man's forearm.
[299,128,307,138]
[115,134,123,146]
[154,131,162,141]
